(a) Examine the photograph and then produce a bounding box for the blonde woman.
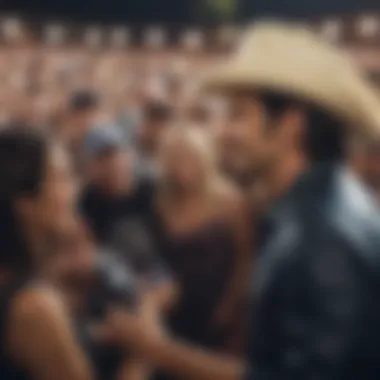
[153,126,252,361]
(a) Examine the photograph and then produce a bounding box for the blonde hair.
[158,125,229,199]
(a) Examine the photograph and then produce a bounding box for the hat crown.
[204,20,380,137]
[236,22,349,74]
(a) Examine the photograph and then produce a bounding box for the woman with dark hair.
[0,125,93,380]
[0,126,141,380]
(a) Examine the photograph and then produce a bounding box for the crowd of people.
[1,18,380,380]
[0,41,216,125]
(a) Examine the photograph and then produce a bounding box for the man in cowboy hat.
[106,21,380,380]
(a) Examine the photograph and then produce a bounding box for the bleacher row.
[1,13,380,51]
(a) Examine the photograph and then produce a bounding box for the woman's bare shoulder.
[9,284,66,332]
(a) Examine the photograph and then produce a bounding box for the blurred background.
[2,0,380,22]
[1,1,380,379]
[0,1,380,129]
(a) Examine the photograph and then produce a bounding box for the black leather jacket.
[247,164,380,380]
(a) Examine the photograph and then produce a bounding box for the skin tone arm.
[7,275,245,380]
[116,287,159,380]
[138,335,245,380]
[148,280,179,314]
[7,286,95,380]
[213,192,253,335]
[117,357,151,380]
[108,306,246,380]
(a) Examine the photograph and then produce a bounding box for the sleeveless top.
[0,279,31,380]
[156,220,237,349]
[152,221,239,380]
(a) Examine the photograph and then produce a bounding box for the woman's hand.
[146,280,179,314]
[107,291,245,380]
[106,288,168,351]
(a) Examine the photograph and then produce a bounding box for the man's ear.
[278,107,307,146]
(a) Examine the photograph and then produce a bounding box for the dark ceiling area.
[241,0,380,20]
[0,0,194,24]
[0,0,380,24]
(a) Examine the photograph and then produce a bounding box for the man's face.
[216,94,282,183]
[89,148,133,195]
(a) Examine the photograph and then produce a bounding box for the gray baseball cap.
[82,125,127,159]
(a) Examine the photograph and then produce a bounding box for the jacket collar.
[337,166,379,219]
[329,166,380,268]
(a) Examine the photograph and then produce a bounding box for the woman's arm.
[109,307,246,380]
[8,287,94,380]
[138,334,245,380]
[116,285,162,380]
[145,278,179,314]
[213,192,253,335]
[117,357,151,380]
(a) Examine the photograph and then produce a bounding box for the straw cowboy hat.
[203,21,380,137]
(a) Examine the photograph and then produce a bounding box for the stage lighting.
[320,19,343,42]
[110,27,130,47]
[84,27,102,47]
[218,25,240,46]
[1,17,23,42]
[357,15,379,39]
[182,29,204,51]
[144,27,166,48]
[45,24,65,45]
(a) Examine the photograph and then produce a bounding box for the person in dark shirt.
[80,125,174,308]
[104,21,380,380]
[80,125,152,241]
[60,90,101,175]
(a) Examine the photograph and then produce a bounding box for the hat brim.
[204,65,343,120]
[202,63,380,138]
